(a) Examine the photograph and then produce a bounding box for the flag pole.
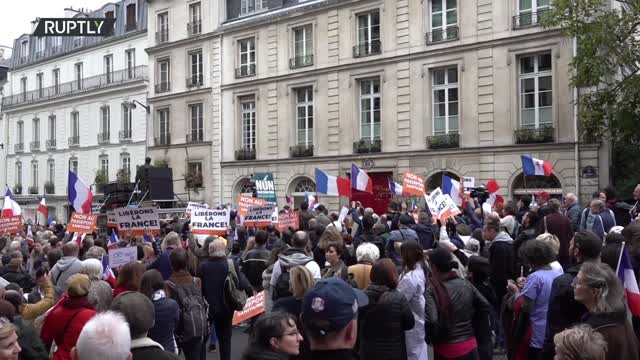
[615,241,626,275]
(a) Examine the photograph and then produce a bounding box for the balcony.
[68,136,80,147]
[235,148,256,160]
[44,181,55,195]
[427,133,460,149]
[427,26,460,44]
[125,22,137,32]
[154,135,171,147]
[186,75,204,88]
[155,82,171,93]
[14,143,24,153]
[46,139,56,150]
[119,130,132,141]
[514,126,554,144]
[156,30,169,44]
[289,54,314,69]
[235,64,256,78]
[513,9,549,29]
[2,66,148,109]
[289,144,314,158]
[13,185,22,195]
[28,186,39,195]
[353,40,382,58]
[186,133,204,143]
[187,20,201,36]
[353,139,382,154]
[30,141,40,151]
[97,132,110,143]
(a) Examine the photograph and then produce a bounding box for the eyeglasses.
[280,329,301,337]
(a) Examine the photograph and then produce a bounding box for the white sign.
[463,177,476,190]
[191,209,229,236]
[338,206,349,224]
[186,202,209,216]
[108,247,138,269]
[243,204,277,228]
[425,187,444,218]
[115,207,160,235]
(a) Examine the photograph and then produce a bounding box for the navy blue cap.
[301,277,368,336]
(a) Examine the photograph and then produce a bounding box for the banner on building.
[232,291,266,325]
[0,216,23,235]
[277,210,299,232]
[191,209,229,236]
[254,173,277,203]
[115,207,160,235]
[237,194,267,217]
[67,212,99,234]
[243,204,276,228]
[402,172,425,196]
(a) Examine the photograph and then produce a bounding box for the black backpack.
[273,260,311,301]
[166,279,209,341]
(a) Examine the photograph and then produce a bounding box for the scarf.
[430,270,459,323]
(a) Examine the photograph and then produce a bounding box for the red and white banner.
[232,291,266,325]
[402,172,425,196]
[67,212,98,234]
[237,194,267,217]
[277,210,299,232]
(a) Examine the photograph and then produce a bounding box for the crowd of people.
[0,185,639,360]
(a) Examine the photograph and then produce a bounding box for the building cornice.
[148,87,212,103]
[145,33,220,54]
[148,141,213,150]
[6,140,147,158]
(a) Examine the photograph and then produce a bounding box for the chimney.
[30,18,39,33]
[64,6,81,18]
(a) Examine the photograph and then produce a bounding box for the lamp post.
[123,99,150,161]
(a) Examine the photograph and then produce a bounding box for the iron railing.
[30,141,40,151]
[44,182,55,195]
[427,133,460,149]
[353,40,382,58]
[187,20,202,36]
[427,26,460,44]
[28,186,39,195]
[235,64,256,78]
[97,132,110,143]
[154,135,171,146]
[125,22,137,32]
[289,54,314,69]
[353,139,382,154]
[186,75,204,88]
[2,65,148,109]
[119,130,132,141]
[14,143,24,153]
[235,149,256,160]
[514,126,554,144]
[156,30,169,43]
[186,133,204,143]
[290,144,314,158]
[513,9,549,29]
[46,139,56,150]
[155,82,171,93]
[68,136,80,146]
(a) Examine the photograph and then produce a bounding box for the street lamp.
[123,100,150,113]
[123,99,150,160]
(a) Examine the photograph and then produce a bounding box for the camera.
[469,186,491,203]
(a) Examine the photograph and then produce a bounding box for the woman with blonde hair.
[314,226,343,269]
[553,324,607,360]
[0,317,21,359]
[535,233,564,273]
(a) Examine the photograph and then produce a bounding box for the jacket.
[425,277,492,346]
[359,285,414,360]
[565,203,583,232]
[87,279,113,312]
[299,210,316,231]
[15,316,48,360]
[149,247,177,281]
[131,337,180,360]
[348,263,372,289]
[315,213,332,227]
[270,248,322,289]
[148,295,180,354]
[387,228,419,267]
[40,296,96,360]
[321,261,348,280]
[397,265,428,360]
[488,232,516,308]
[412,223,436,250]
[50,256,82,299]
[242,245,271,290]
[22,278,54,321]
[242,348,289,360]
[583,311,640,360]
[26,254,46,278]
[539,213,573,259]
[198,257,230,315]
[353,232,386,258]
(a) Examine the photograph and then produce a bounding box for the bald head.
[293,231,309,249]
[63,241,79,257]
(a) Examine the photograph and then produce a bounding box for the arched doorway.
[233,177,254,200]
[511,173,563,200]
[288,177,316,209]
[425,171,460,192]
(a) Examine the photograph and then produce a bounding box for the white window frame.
[36,73,43,97]
[430,0,458,32]
[48,115,56,141]
[158,59,170,89]
[157,11,169,42]
[292,25,313,60]
[31,161,39,188]
[240,0,267,16]
[240,96,256,150]
[356,11,381,52]
[122,104,132,139]
[17,121,24,144]
[518,0,550,14]
[32,118,40,143]
[100,106,110,136]
[74,62,83,89]
[189,50,203,84]
[518,52,553,129]
[238,37,256,74]
[295,87,314,146]
[120,154,131,174]
[47,160,55,183]
[104,55,113,83]
[100,157,109,181]
[16,162,22,185]
[52,69,60,94]
[71,111,80,139]
[359,78,381,141]
[36,37,45,56]
[20,40,29,58]
[156,108,170,143]
[20,77,27,94]
[189,2,202,32]
[189,103,204,142]
[432,66,459,135]
[69,158,78,174]
[126,49,136,78]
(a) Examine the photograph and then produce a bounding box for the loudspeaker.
[148,167,174,201]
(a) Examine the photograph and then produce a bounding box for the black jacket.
[131,345,180,360]
[488,234,516,308]
[148,297,180,354]
[242,245,271,290]
[412,223,436,250]
[15,317,48,360]
[359,285,414,360]
[353,232,386,258]
[3,270,35,292]
[583,311,640,360]
[242,348,289,360]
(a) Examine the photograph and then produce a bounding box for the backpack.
[166,279,209,341]
[273,259,312,301]
[223,259,247,311]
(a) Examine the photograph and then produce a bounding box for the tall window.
[156,109,170,145]
[292,25,313,66]
[36,73,44,97]
[15,162,22,187]
[20,40,28,59]
[100,157,109,181]
[48,115,56,141]
[52,37,62,53]
[36,37,45,57]
[20,77,27,94]
[16,121,24,144]
[359,79,381,141]
[120,154,130,175]
[519,0,550,23]
[431,0,458,42]
[432,67,459,135]
[126,3,137,30]
[122,104,132,139]
[519,52,552,129]
[238,38,256,76]
[187,162,203,187]
[295,87,314,145]
[32,118,40,144]
[189,103,204,142]
[100,107,110,141]
[240,96,256,150]
[188,2,202,34]
[71,111,80,144]
[125,49,136,79]
[47,160,55,183]
[31,161,39,188]
[104,55,113,83]
[69,158,78,174]
[240,0,267,16]
[157,59,170,92]
[74,63,83,90]
[52,69,60,95]
[157,12,169,42]
[189,50,203,86]
[356,11,381,55]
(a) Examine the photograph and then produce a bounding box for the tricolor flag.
[521,154,553,177]
[101,254,116,286]
[617,245,640,316]
[38,197,47,217]
[74,233,86,247]
[442,175,461,206]
[1,188,22,218]
[108,229,120,250]
[315,168,350,197]
[285,194,293,205]
[351,164,373,194]
[68,171,93,213]
[388,178,403,196]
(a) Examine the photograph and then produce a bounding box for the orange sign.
[402,171,425,196]
[0,216,23,235]
[277,211,299,232]
[67,212,98,234]
[237,194,267,217]
[232,291,266,325]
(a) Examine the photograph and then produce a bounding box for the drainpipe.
[573,36,580,200]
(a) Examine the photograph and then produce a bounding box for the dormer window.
[126,3,137,31]
[240,0,267,16]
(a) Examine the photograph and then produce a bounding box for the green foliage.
[94,169,108,185]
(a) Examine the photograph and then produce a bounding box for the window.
[52,37,62,53]
[355,11,381,56]
[52,69,60,94]
[47,160,55,183]
[157,12,169,42]
[32,118,40,143]
[48,115,56,141]
[292,25,313,67]
[100,157,109,181]
[359,79,381,141]
[20,40,29,59]
[156,108,170,145]
[519,0,550,15]
[237,38,256,77]
[36,73,44,97]
[122,104,132,139]
[189,103,204,142]
[31,161,39,188]
[69,158,78,174]
[240,0,267,16]
[20,77,27,94]
[519,52,552,129]
[104,55,113,83]
[189,50,203,86]
[15,162,22,186]
[105,10,114,18]
[120,154,130,174]
[125,49,136,79]
[16,121,24,144]
[295,87,313,145]
[187,162,203,187]
[157,59,170,92]
[36,37,45,57]
[432,67,459,135]
[240,96,256,150]
[188,2,201,34]
[73,36,83,48]
[100,107,110,141]
[126,3,137,30]
[74,63,83,89]
[70,111,80,145]
[430,0,458,42]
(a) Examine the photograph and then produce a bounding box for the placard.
[186,202,208,216]
[0,216,23,235]
[107,211,117,227]
[243,205,276,228]
[277,210,299,232]
[108,247,138,269]
[115,207,160,235]
[232,291,266,325]
[463,177,476,190]
[254,173,277,203]
[271,207,279,224]
[191,209,229,236]
[67,213,98,234]
[425,187,444,220]
[237,194,267,217]
[442,194,462,219]
[338,206,349,224]
[402,171,425,196]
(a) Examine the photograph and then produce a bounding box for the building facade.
[2,0,148,221]
[214,0,609,211]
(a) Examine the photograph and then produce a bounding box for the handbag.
[223,259,247,311]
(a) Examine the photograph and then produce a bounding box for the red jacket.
[40,296,96,360]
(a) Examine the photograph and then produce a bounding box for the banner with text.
[0,216,23,235]
[107,211,117,227]
[232,291,266,325]
[425,187,444,220]
[463,177,476,190]
[237,194,267,217]
[108,247,138,269]
[115,207,160,235]
[277,210,299,232]
[243,204,276,228]
[254,172,277,203]
[191,209,229,236]
[186,202,209,216]
[68,213,98,234]
[403,172,425,196]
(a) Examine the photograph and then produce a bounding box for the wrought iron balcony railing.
[290,144,314,158]
[426,26,460,44]
[186,75,204,88]
[235,64,256,78]
[156,30,169,43]
[119,130,132,141]
[30,141,40,151]
[97,132,110,143]
[68,136,80,146]
[155,82,171,93]
[514,126,554,144]
[427,133,460,149]
[154,135,171,146]
[186,133,204,143]
[235,148,256,160]
[289,54,314,69]
[125,22,137,32]
[353,139,382,154]
[353,40,382,58]
[28,186,39,195]
[187,20,202,36]
[46,139,56,150]
[513,9,549,29]
[14,143,24,153]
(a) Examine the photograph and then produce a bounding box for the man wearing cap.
[301,278,368,360]
[535,191,551,217]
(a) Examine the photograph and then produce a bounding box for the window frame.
[292,24,313,60]
[431,66,460,135]
[47,160,55,183]
[125,49,136,79]
[295,87,314,146]
[69,158,79,174]
[71,111,80,139]
[17,121,24,144]
[74,62,83,89]
[156,108,171,144]
[104,55,113,83]
[518,51,553,129]
[120,153,131,174]
[52,69,60,94]
[15,162,22,186]
[36,73,44,97]
[157,58,171,89]
[358,78,381,141]
[48,115,56,141]
[32,118,40,144]
[100,106,111,136]
[188,102,204,142]
[100,156,109,181]
[356,11,381,52]
[122,104,132,139]
[240,0,268,16]
[238,37,256,75]
[189,49,203,85]
[31,161,39,188]
[239,95,257,150]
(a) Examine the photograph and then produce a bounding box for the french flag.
[38,197,47,217]
[388,178,403,196]
[108,229,120,250]
[442,175,461,206]
[68,171,93,213]
[101,254,116,287]
[521,154,553,176]
[617,246,640,316]
[351,164,373,194]
[1,188,22,218]
[74,232,86,247]
[315,168,350,197]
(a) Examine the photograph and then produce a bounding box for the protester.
[273,266,313,319]
[630,184,640,222]
[243,230,271,292]
[139,269,179,354]
[26,242,46,279]
[270,232,321,301]
[299,202,315,231]
[50,242,83,299]
[347,242,379,289]
[314,226,342,270]
[582,200,616,240]
[514,210,540,258]
[539,199,573,269]
[535,233,564,273]
[71,311,132,360]
[516,195,532,223]
[501,201,520,238]
[80,259,112,312]
[562,193,583,232]
[242,312,304,360]
[149,232,181,280]
[412,212,436,250]
[13,272,53,321]
[535,191,551,217]
[386,215,420,269]
[552,324,606,360]
[0,298,48,360]
[0,317,21,360]
[321,242,348,280]
[113,262,145,298]
[483,219,516,314]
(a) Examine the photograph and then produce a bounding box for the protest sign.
[243,204,276,228]
[338,206,349,224]
[277,210,299,232]
[424,187,444,219]
[442,195,462,219]
[237,194,267,217]
[108,247,138,269]
[67,213,98,234]
[271,207,279,224]
[0,216,23,235]
[232,291,266,325]
[186,202,208,216]
[107,211,117,227]
[463,177,476,190]
[254,173,277,203]
[402,172,425,196]
[115,207,160,235]
[191,209,229,236]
